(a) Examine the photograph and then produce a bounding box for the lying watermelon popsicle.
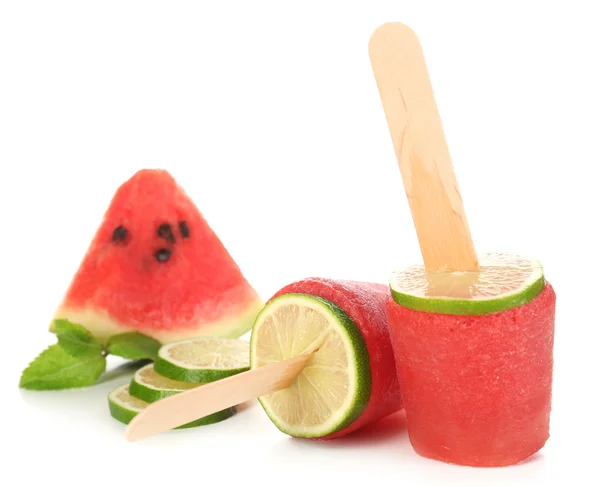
[250,278,402,439]
[369,22,555,466]
[124,278,404,441]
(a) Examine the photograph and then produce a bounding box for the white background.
[1,1,599,486]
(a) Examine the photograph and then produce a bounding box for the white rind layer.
[50,298,264,345]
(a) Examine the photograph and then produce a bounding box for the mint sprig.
[19,344,106,390]
[107,332,161,361]
[54,320,103,357]
[20,320,163,390]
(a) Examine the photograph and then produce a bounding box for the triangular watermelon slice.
[51,169,263,344]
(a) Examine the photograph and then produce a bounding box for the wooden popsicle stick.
[125,353,313,442]
[369,22,479,271]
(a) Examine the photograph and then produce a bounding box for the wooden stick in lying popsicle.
[125,353,313,442]
[369,22,479,271]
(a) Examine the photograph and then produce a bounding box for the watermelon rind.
[51,298,263,346]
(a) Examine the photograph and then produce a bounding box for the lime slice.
[129,363,202,403]
[108,384,236,428]
[390,252,545,315]
[154,337,250,382]
[249,293,371,438]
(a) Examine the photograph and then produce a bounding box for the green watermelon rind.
[108,385,237,428]
[50,298,264,347]
[249,293,372,439]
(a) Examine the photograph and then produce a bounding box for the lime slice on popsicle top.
[250,294,371,439]
[390,252,545,315]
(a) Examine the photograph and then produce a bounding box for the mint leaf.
[20,344,106,390]
[53,319,102,357]
[107,332,161,361]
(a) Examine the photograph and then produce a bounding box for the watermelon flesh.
[52,169,263,344]
[386,282,556,467]
[271,278,403,439]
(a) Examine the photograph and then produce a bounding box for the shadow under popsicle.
[265,410,410,458]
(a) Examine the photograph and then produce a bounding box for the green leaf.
[107,332,161,361]
[53,319,102,357]
[19,344,106,390]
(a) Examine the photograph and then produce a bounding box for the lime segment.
[250,294,371,438]
[154,337,250,382]
[129,363,202,403]
[390,252,545,315]
[108,384,236,428]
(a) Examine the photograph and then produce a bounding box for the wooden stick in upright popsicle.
[369,22,479,271]
[125,353,313,442]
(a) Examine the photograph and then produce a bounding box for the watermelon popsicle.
[386,258,555,466]
[369,22,556,467]
[125,278,404,441]
[250,278,403,439]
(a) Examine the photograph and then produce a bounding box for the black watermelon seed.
[157,223,175,244]
[155,248,171,263]
[112,226,128,244]
[179,220,190,239]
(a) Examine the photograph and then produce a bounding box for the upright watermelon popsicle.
[369,22,556,466]
[386,254,556,466]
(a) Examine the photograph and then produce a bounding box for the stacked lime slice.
[108,337,250,429]
[154,337,251,382]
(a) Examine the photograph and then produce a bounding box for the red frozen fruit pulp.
[386,282,556,467]
[52,169,263,344]
[272,278,403,439]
